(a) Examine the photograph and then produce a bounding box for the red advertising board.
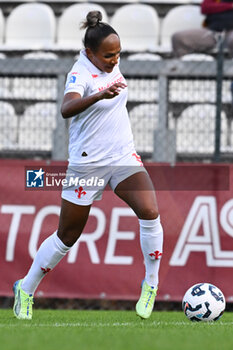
[0,159,233,302]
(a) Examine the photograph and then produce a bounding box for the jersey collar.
[79,49,106,76]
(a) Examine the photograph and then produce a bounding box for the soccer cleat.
[13,279,34,320]
[136,280,157,319]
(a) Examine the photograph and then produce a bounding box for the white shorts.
[61,150,147,205]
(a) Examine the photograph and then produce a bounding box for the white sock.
[21,231,70,295]
[139,216,163,288]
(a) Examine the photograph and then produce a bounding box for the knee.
[138,207,159,220]
[57,228,81,247]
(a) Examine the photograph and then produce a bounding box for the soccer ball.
[182,283,225,322]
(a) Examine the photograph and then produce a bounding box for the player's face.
[87,34,121,73]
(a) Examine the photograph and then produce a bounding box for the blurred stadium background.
[0,0,233,311]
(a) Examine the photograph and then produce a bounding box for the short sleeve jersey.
[64,50,135,165]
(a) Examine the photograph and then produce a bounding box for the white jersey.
[64,50,135,165]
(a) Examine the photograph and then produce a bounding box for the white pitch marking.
[0,321,232,328]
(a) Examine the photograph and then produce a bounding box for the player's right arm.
[61,82,126,119]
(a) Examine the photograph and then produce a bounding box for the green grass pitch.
[0,309,233,350]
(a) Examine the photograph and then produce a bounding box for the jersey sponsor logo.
[98,75,125,91]
[92,74,99,78]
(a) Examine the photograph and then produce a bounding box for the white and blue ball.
[182,283,225,322]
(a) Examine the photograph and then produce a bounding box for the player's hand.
[98,82,127,100]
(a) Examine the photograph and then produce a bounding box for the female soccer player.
[13,11,163,320]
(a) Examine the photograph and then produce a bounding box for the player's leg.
[172,28,216,57]
[13,199,91,320]
[114,171,163,319]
